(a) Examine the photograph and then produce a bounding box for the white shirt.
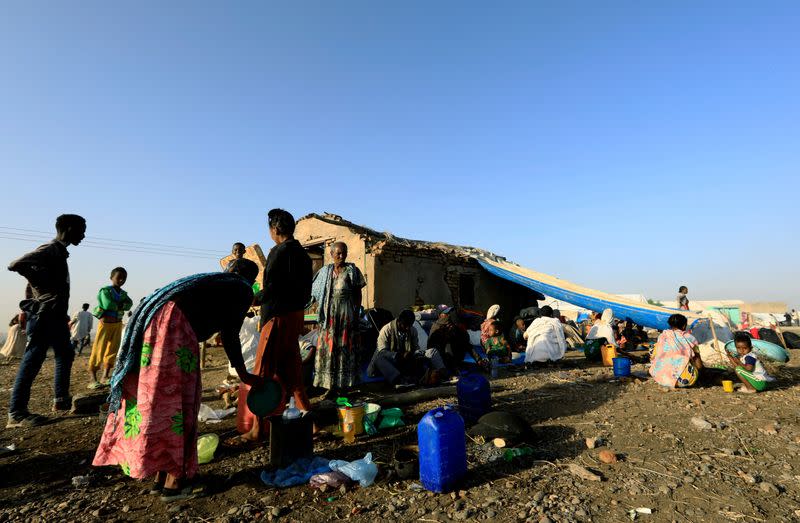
[70,310,93,340]
[524,316,568,363]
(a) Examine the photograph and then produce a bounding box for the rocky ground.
[1,347,799,523]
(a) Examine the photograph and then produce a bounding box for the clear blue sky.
[1,1,799,330]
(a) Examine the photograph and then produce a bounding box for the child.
[727,332,774,393]
[508,316,527,351]
[483,320,512,363]
[87,267,133,388]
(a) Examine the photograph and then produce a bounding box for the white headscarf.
[486,304,501,320]
[588,308,617,347]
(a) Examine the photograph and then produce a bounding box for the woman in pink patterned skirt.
[93,265,261,502]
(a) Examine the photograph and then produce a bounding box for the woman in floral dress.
[311,242,366,397]
[650,313,703,388]
[93,266,260,502]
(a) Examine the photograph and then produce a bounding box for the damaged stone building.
[294,213,542,315]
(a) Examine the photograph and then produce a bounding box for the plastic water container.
[612,357,631,377]
[601,344,617,366]
[456,373,491,424]
[236,383,256,434]
[418,406,467,493]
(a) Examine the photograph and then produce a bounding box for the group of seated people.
[364,303,586,388]
[338,303,776,395]
[366,307,486,389]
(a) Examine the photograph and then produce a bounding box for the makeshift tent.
[475,256,705,331]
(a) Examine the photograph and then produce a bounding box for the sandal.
[150,475,166,494]
[160,483,207,502]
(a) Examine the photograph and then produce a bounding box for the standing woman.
[93,266,261,501]
[311,242,366,397]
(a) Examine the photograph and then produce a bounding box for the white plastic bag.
[328,452,379,487]
[198,403,236,423]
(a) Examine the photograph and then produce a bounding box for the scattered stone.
[533,491,545,502]
[760,423,779,436]
[567,464,602,482]
[227,507,239,516]
[598,450,618,464]
[758,482,779,494]
[121,505,130,513]
[691,417,713,431]
[585,437,602,449]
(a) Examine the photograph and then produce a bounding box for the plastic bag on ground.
[309,471,352,489]
[378,407,405,429]
[328,452,379,487]
[198,403,236,423]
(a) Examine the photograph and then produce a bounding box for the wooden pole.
[708,317,728,365]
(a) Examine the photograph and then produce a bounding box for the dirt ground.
[1,347,799,523]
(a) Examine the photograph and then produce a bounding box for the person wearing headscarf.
[523,306,568,363]
[310,241,366,397]
[480,304,501,345]
[1,315,27,361]
[93,265,261,502]
[587,309,617,347]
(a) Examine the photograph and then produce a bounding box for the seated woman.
[587,309,617,347]
[649,313,703,388]
[93,265,262,502]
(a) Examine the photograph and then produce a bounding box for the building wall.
[295,216,539,317]
[373,243,538,316]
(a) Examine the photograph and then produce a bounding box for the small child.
[483,320,512,364]
[87,267,133,388]
[727,332,774,393]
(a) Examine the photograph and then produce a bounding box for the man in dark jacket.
[7,214,86,427]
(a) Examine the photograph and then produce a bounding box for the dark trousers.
[9,313,74,416]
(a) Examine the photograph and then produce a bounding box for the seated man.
[427,308,487,373]
[524,306,568,363]
[368,310,447,388]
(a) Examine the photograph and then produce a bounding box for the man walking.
[7,214,86,427]
[70,303,93,355]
